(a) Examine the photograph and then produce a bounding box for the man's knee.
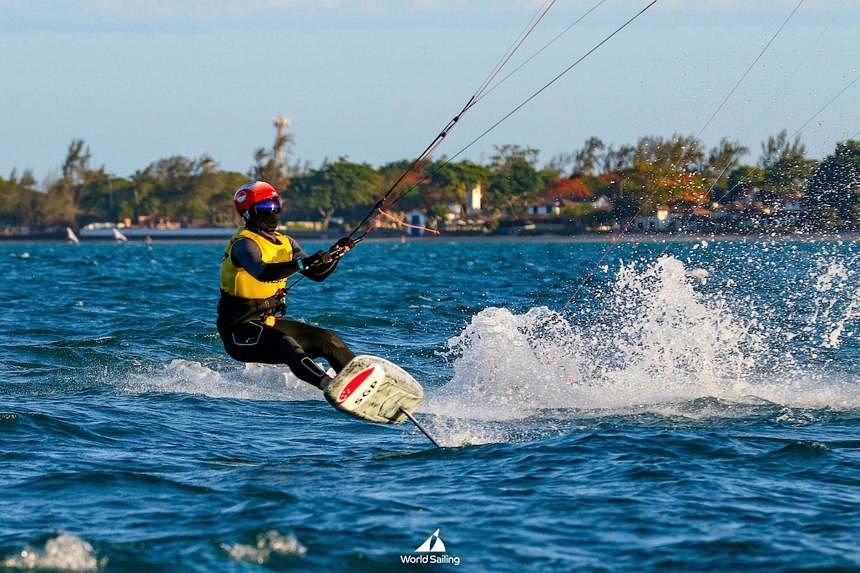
[278,338,328,386]
[278,334,305,356]
[319,327,343,346]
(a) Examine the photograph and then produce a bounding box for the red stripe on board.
[338,367,375,403]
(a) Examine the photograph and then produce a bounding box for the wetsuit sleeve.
[289,237,339,282]
[289,237,307,259]
[231,238,301,282]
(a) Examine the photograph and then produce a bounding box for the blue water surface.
[0,237,858,572]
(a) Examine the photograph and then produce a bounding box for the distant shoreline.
[336,231,860,244]
[1,230,857,245]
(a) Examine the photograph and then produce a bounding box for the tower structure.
[273,115,291,180]
[467,182,483,214]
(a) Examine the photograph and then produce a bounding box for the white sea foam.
[221,530,306,564]
[123,359,322,401]
[1,533,103,572]
[424,255,860,443]
[119,253,856,447]
[809,258,858,349]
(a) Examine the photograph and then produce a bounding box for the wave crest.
[2,533,104,572]
[426,256,860,428]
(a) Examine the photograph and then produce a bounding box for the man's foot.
[319,375,335,392]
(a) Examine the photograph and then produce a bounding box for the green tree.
[208,171,250,226]
[572,136,605,176]
[289,158,381,229]
[759,130,806,170]
[705,138,749,194]
[40,139,101,227]
[758,131,816,202]
[425,159,492,211]
[545,151,576,176]
[375,159,432,213]
[724,165,766,203]
[560,202,593,219]
[633,134,705,170]
[805,140,860,229]
[602,144,634,173]
[0,170,39,227]
[135,155,210,219]
[621,134,708,213]
[624,162,707,213]
[374,158,490,217]
[122,156,246,225]
[486,145,542,216]
[75,169,120,224]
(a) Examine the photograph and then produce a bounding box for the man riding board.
[217,180,355,390]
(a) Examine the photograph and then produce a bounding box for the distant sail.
[65,227,80,244]
[112,228,128,242]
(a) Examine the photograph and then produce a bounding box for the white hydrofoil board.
[324,355,423,424]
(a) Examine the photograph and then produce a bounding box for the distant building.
[446,203,462,222]
[405,210,428,237]
[466,183,483,215]
[527,202,561,217]
[591,195,613,211]
[634,205,673,232]
[527,195,612,219]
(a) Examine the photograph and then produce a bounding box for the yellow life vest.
[219,228,295,301]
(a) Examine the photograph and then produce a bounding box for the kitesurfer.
[217,180,356,389]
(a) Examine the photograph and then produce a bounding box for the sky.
[1,0,858,186]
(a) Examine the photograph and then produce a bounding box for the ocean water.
[1,236,858,572]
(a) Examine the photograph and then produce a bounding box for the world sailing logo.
[400,529,461,566]
[415,529,446,553]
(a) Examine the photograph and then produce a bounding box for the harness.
[218,227,295,328]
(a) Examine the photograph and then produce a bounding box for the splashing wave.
[2,533,103,572]
[221,530,307,564]
[426,256,860,431]
[122,359,322,402]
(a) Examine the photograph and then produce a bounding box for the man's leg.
[275,329,336,388]
[219,321,340,388]
[273,320,356,373]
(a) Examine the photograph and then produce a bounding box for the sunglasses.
[251,198,282,215]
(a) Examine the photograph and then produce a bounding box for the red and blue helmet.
[233,181,281,220]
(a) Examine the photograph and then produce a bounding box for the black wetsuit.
[216,227,356,388]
